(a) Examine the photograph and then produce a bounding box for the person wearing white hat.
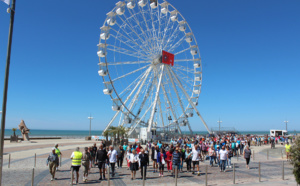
[46,148,59,181]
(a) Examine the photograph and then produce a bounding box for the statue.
[18,120,30,141]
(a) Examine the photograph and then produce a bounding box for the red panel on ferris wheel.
[162,50,174,66]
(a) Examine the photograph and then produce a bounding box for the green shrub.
[290,137,300,184]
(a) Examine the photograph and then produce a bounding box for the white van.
[270,129,288,137]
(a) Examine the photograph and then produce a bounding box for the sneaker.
[51,178,53,181]
[162,174,164,177]
[197,172,200,176]
[159,173,161,177]
[99,177,102,180]
[220,170,222,172]
[192,172,195,174]
[153,170,155,173]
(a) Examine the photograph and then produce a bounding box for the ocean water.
[4,129,104,138]
[5,129,297,138]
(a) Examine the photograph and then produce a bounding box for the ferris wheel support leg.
[102,68,151,135]
[120,67,152,126]
[169,68,212,134]
[160,73,182,135]
[102,111,122,135]
[166,66,193,135]
[147,65,165,133]
[157,97,165,132]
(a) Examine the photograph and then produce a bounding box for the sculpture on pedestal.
[18,120,30,141]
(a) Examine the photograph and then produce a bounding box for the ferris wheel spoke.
[128,100,154,136]
[106,60,151,66]
[131,7,158,53]
[165,35,186,52]
[147,3,160,54]
[160,74,182,134]
[162,24,180,50]
[102,68,151,134]
[169,68,211,133]
[118,67,150,96]
[110,34,149,56]
[174,47,191,56]
[174,58,199,62]
[123,67,153,114]
[131,70,156,119]
[166,66,192,134]
[173,64,195,73]
[157,96,165,129]
[117,14,153,54]
[123,9,155,53]
[112,64,150,82]
[160,14,172,50]
[110,26,151,56]
[106,44,150,60]
[171,68,194,86]
[147,64,165,132]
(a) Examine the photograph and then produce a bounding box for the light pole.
[88,115,93,138]
[217,118,222,134]
[0,0,17,183]
[284,121,288,131]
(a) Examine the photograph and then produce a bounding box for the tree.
[12,128,17,136]
[290,137,300,184]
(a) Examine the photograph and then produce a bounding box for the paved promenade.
[1,139,297,185]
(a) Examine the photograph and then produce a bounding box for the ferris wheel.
[98,0,211,138]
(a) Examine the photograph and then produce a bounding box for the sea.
[5,129,298,139]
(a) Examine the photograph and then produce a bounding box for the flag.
[1,0,10,5]
[162,50,175,66]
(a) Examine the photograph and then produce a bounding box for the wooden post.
[34,153,36,167]
[143,166,146,186]
[31,168,34,186]
[233,163,235,184]
[8,153,10,168]
[71,169,74,185]
[175,166,178,186]
[108,164,110,186]
[282,161,284,180]
[259,162,261,182]
[205,165,208,186]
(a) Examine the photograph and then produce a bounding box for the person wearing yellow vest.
[285,142,291,161]
[55,144,62,171]
[70,147,83,184]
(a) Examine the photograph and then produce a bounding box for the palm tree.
[12,128,17,136]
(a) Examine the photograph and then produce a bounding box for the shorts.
[193,161,199,166]
[172,162,180,169]
[98,162,105,169]
[159,163,165,170]
[72,166,80,172]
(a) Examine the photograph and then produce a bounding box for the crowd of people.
[45,133,295,184]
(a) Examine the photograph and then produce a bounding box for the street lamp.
[217,118,222,134]
[284,120,289,131]
[88,115,93,137]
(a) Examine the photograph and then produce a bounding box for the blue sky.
[0,0,299,132]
